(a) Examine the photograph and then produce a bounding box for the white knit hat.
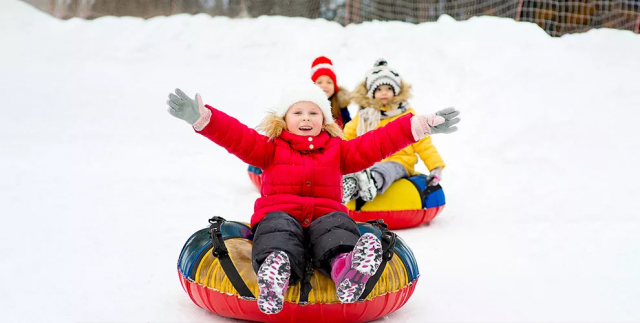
[276,83,334,125]
[365,58,402,98]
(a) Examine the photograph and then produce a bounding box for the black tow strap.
[358,220,397,301]
[298,254,315,303]
[207,216,255,299]
[355,197,367,211]
[421,183,442,203]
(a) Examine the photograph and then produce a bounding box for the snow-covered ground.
[1,1,640,321]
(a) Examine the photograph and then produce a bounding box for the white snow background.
[1,0,640,321]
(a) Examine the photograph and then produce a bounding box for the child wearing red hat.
[310,56,352,128]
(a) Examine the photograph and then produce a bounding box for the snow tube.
[248,165,262,190]
[177,218,419,323]
[346,174,445,230]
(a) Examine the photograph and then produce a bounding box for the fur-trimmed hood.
[350,80,412,111]
[257,111,344,141]
[334,86,351,109]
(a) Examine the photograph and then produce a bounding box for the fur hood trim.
[335,86,351,109]
[257,111,344,140]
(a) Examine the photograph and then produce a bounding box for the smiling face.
[314,75,335,98]
[284,101,324,136]
[373,84,395,105]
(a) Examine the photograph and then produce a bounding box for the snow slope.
[1,1,640,321]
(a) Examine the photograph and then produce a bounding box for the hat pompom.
[374,58,388,67]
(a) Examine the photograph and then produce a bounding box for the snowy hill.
[1,0,640,321]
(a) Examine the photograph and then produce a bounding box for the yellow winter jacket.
[346,81,445,175]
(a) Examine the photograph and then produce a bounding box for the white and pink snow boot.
[330,233,383,303]
[257,251,291,314]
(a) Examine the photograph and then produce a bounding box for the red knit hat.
[310,56,339,94]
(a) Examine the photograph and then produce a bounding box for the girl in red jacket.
[247,56,351,186]
[166,84,460,314]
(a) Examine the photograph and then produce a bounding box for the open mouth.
[299,126,313,131]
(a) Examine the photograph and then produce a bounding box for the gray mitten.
[166,88,202,125]
[431,107,461,134]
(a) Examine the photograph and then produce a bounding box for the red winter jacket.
[197,105,417,228]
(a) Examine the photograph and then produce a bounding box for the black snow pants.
[252,211,361,285]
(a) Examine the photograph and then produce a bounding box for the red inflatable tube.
[248,171,262,191]
[247,165,263,190]
[179,273,418,323]
[348,205,445,230]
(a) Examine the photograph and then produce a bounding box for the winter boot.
[330,233,383,303]
[257,251,291,314]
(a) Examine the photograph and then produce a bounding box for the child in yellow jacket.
[342,59,459,203]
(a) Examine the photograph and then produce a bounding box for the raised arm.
[340,114,415,174]
[340,108,460,174]
[166,89,274,168]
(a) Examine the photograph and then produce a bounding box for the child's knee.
[309,212,359,238]
[308,212,361,274]
[253,211,306,282]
